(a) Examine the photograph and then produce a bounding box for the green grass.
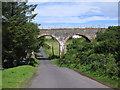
[76,68,119,88]
[51,59,60,66]
[0,70,2,89]
[43,36,60,57]
[34,58,40,67]
[46,39,60,56]
[51,59,119,88]
[43,36,72,57]
[2,65,36,88]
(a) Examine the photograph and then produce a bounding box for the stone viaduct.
[38,28,106,56]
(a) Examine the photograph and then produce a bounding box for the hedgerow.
[59,26,120,82]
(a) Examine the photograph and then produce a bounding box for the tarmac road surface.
[28,47,110,88]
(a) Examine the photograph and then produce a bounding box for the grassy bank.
[45,39,59,56]
[51,59,119,88]
[2,59,39,88]
[0,70,2,89]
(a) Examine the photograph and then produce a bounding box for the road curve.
[28,47,111,88]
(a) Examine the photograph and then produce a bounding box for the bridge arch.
[64,33,91,45]
[38,34,61,56]
[38,28,105,56]
[38,34,60,45]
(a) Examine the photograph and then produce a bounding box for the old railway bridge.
[38,28,105,56]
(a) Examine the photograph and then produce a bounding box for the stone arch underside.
[63,33,93,54]
[38,34,60,44]
[38,34,61,56]
[64,33,92,45]
[62,32,94,55]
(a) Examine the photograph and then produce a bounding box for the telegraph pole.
[52,43,54,57]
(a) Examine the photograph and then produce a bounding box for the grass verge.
[2,59,39,88]
[74,68,119,88]
[51,59,119,88]
[0,70,2,89]
[51,59,60,66]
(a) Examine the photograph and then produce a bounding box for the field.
[43,36,72,57]
[44,36,59,57]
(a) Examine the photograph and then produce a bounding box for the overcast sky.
[28,0,119,28]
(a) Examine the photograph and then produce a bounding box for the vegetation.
[2,58,39,88]
[2,2,42,88]
[2,2,120,89]
[43,36,72,58]
[0,70,2,89]
[2,2,44,68]
[2,64,38,88]
[43,36,59,57]
[51,26,120,88]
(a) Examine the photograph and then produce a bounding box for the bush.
[56,26,120,87]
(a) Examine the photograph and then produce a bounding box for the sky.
[27,0,119,28]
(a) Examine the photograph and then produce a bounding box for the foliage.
[56,26,120,88]
[2,2,43,68]
[96,26,120,42]
[95,26,120,61]
[43,36,60,58]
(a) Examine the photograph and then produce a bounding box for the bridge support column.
[59,42,65,57]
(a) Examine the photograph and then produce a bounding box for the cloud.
[33,16,117,23]
[28,0,119,2]
[27,1,118,27]
[34,2,102,17]
[31,2,117,24]
[90,2,118,17]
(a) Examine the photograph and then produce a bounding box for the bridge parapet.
[39,25,106,29]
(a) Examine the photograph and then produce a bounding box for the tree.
[95,26,120,61]
[2,2,43,68]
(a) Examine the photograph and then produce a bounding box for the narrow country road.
[28,47,111,88]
